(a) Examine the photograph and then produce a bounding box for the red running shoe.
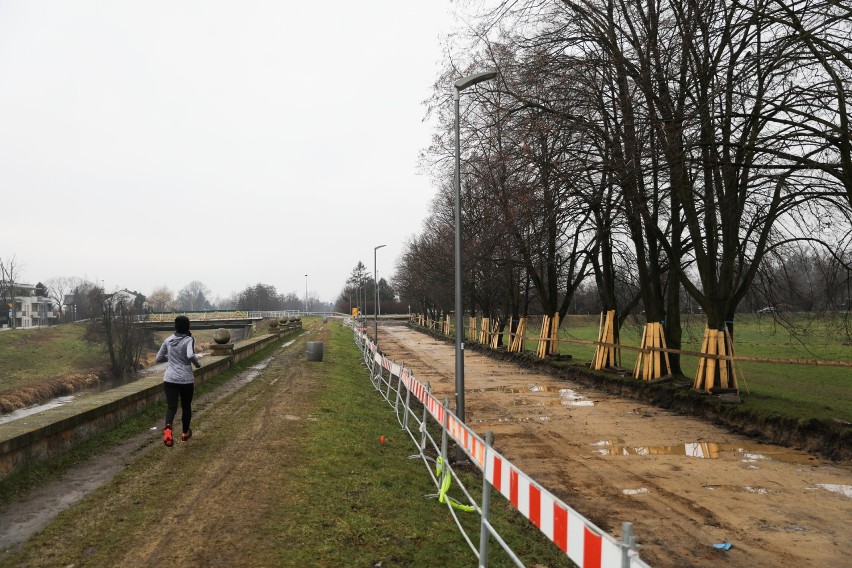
[181,429,192,443]
[163,424,174,447]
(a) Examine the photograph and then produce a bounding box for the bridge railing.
[143,310,252,322]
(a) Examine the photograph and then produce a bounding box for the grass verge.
[262,325,574,567]
[0,324,106,396]
[0,323,575,567]
[0,331,293,509]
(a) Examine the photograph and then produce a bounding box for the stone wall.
[0,332,286,480]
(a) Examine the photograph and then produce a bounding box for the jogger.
[164,381,194,435]
[156,315,201,446]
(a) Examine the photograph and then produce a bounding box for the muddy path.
[0,334,304,554]
[376,323,852,568]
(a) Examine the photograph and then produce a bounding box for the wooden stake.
[550,313,560,355]
[694,328,710,390]
[717,330,729,389]
[724,328,745,394]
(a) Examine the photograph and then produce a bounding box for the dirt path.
[0,335,304,553]
[377,323,852,567]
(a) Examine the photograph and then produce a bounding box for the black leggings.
[164,382,195,433]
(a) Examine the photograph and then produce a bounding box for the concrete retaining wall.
[0,331,290,480]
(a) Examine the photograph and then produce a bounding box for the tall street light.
[454,69,498,424]
[374,244,386,349]
[304,274,308,314]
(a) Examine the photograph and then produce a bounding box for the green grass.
[268,325,573,567]
[0,324,106,390]
[472,313,852,423]
[0,324,575,567]
[0,334,290,509]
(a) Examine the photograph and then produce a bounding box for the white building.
[1,282,59,329]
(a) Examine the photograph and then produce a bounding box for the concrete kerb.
[0,332,287,481]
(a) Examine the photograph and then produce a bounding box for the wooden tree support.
[478,317,491,345]
[693,327,740,393]
[592,310,621,371]
[443,314,450,336]
[489,319,501,349]
[468,317,476,341]
[632,322,671,380]
[536,313,560,358]
[550,313,560,355]
[509,317,527,353]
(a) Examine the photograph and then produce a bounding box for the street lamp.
[304,274,308,314]
[374,244,386,349]
[453,68,498,424]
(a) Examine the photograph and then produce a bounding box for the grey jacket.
[156,333,200,384]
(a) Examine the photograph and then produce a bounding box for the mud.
[0,339,295,553]
[377,323,852,568]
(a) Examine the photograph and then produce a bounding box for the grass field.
[0,324,106,391]
[470,313,852,424]
[0,321,573,567]
[0,324,254,413]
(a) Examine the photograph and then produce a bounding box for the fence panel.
[353,325,650,568]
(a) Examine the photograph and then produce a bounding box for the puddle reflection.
[0,396,75,425]
[473,385,596,406]
[814,484,852,498]
[592,440,820,464]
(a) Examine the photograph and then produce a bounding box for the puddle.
[472,416,554,424]
[473,385,574,394]
[558,388,595,407]
[813,484,852,498]
[705,485,769,494]
[238,357,273,384]
[511,400,546,407]
[472,385,596,406]
[623,488,649,495]
[0,396,75,425]
[592,440,820,464]
[281,340,296,348]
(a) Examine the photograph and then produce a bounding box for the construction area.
[376,322,851,567]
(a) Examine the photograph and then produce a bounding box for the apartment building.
[1,282,58,329]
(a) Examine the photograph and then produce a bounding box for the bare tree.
[45,276,83,321]
[176,281,212,311]
[0,255,22,329]
[99,293,151,378]
[147,286,175,312]
[236,283,285,311]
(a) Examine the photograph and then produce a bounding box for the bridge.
[136,310,266,331]
[135,310,345,331]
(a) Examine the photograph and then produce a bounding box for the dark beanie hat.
[175,316,191,334]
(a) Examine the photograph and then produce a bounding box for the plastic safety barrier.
[353,326,649,568]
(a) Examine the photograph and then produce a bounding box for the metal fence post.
[440,398,450,468]
[386,359,394,400]
[419,383,431,453]
[621,521,635,568]
[393,360,404,415]
[402,368,411,432]
[478,431,494,568]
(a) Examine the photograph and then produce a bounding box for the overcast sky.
[0,1,472,305]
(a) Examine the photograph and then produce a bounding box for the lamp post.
[453,69,498,424]
[304,274,308,314]
[374,244,386,349]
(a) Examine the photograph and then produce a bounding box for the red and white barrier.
[484,447,623,567]
[356,331,644,567]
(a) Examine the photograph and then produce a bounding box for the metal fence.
[353,326,651,568]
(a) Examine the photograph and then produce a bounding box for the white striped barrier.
[357,331,648,567]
